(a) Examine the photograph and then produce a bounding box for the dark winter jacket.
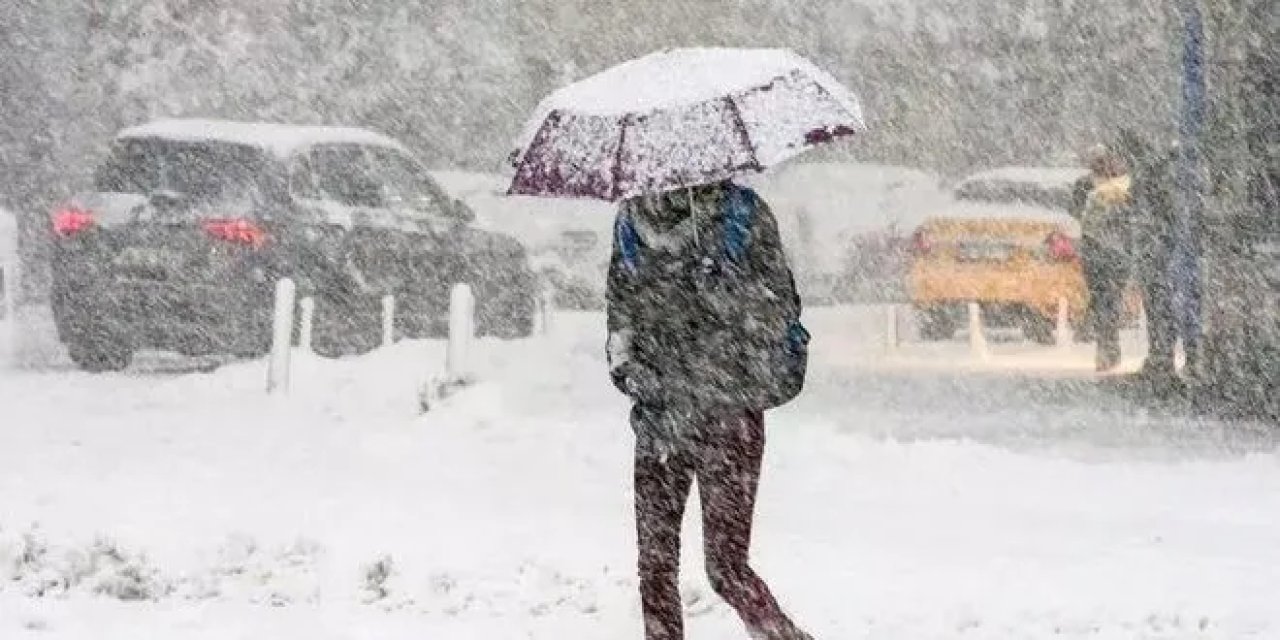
[1128,152,1179,279]
[605,182,805,416]
[1078,173,1134,255]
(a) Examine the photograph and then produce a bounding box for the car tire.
[66,339,132,373]
[1022,314,1056,346]
[489,299,535,340]
[309,289,382,359]
[51,289,133,372]
[918,307,958,341]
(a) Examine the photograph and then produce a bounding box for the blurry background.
[1,0,1187,261]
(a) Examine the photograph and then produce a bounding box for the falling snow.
[0,1,1276,639]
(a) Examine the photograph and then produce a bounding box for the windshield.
[94,138,267,203]
[953,179,1072,210]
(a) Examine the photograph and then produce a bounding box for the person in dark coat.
[606,180,812,640]
[1114,129,1181,386]
[1072,144,1134,372]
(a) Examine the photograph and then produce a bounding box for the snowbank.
[1,309,1278,638]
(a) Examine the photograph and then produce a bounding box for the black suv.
[50,119,535,371]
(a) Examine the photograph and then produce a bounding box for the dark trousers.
[632,407,805,640]
[1081,240,1128,369]
[1140,259,1178,372]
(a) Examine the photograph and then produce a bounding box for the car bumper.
[908,263,1088,320]
[52,277,273,356]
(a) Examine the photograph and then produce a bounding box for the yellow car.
[907,167,1093,344]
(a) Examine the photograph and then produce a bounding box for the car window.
[954,179,1071,210]
[95,138,265,204]
[368,148,452,218]
[297,144,387,208]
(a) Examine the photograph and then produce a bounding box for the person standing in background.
[1072,145,1134,372]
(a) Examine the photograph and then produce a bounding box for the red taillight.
[52,206,95,237]
[1046,232,1077,262]
[911,229,933,256]
[202,218,268,248]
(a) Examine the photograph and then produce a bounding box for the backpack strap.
[721,184,756,267]
[615,209,641,276]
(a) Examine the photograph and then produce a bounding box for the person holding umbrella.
[508,48,864,640]
[607,181,812,640]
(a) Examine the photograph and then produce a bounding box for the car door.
[364,147,470,329]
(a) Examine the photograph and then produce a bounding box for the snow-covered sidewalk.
[1,309,1277,638]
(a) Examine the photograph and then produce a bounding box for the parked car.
[908,166,1120,343]
[430,170,612,310]
[49,119,536,371]
[751,162,949,304]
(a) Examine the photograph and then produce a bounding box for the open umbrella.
[508,47,865,202]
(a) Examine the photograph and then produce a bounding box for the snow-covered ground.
[2,307,1278,639]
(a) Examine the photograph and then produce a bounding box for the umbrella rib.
[611,116,632,201]
[723,96,762,172]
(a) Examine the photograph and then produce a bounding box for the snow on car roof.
[115,119,408,159]
[922,202,1081,235]
[957,166,1088,189]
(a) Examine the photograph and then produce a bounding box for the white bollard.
[1,257,20,368]
[298,297,315,354]
[968,302,989,360]
[446,283,475,381]
[267,278,297,394]
[381,294,396,348]
[537,289,554,337]
[1136,295,1149,340]
[1054,296,1073,349]
[885,304,900,352]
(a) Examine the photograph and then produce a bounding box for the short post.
[537,289,554,337]
[885,303,900,352]
[298,297,315,354]
[422,283,477,413]
[1136,295,1149,337]
[1,257,20,368]
[968,302,989,360]
[381,294,396,348]
[446,283,475,381]
[1054,296,1073,349]
[267,278,296,394]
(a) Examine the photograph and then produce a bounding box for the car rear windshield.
[954,179,1071,210]
[94,138,267,202]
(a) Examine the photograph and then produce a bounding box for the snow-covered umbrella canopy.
[508,47,866,202]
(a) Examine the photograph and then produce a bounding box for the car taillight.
[202,218,268,248]
[1046,232,1077,262]
[52,206,95,237]
[911,229,934,256]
